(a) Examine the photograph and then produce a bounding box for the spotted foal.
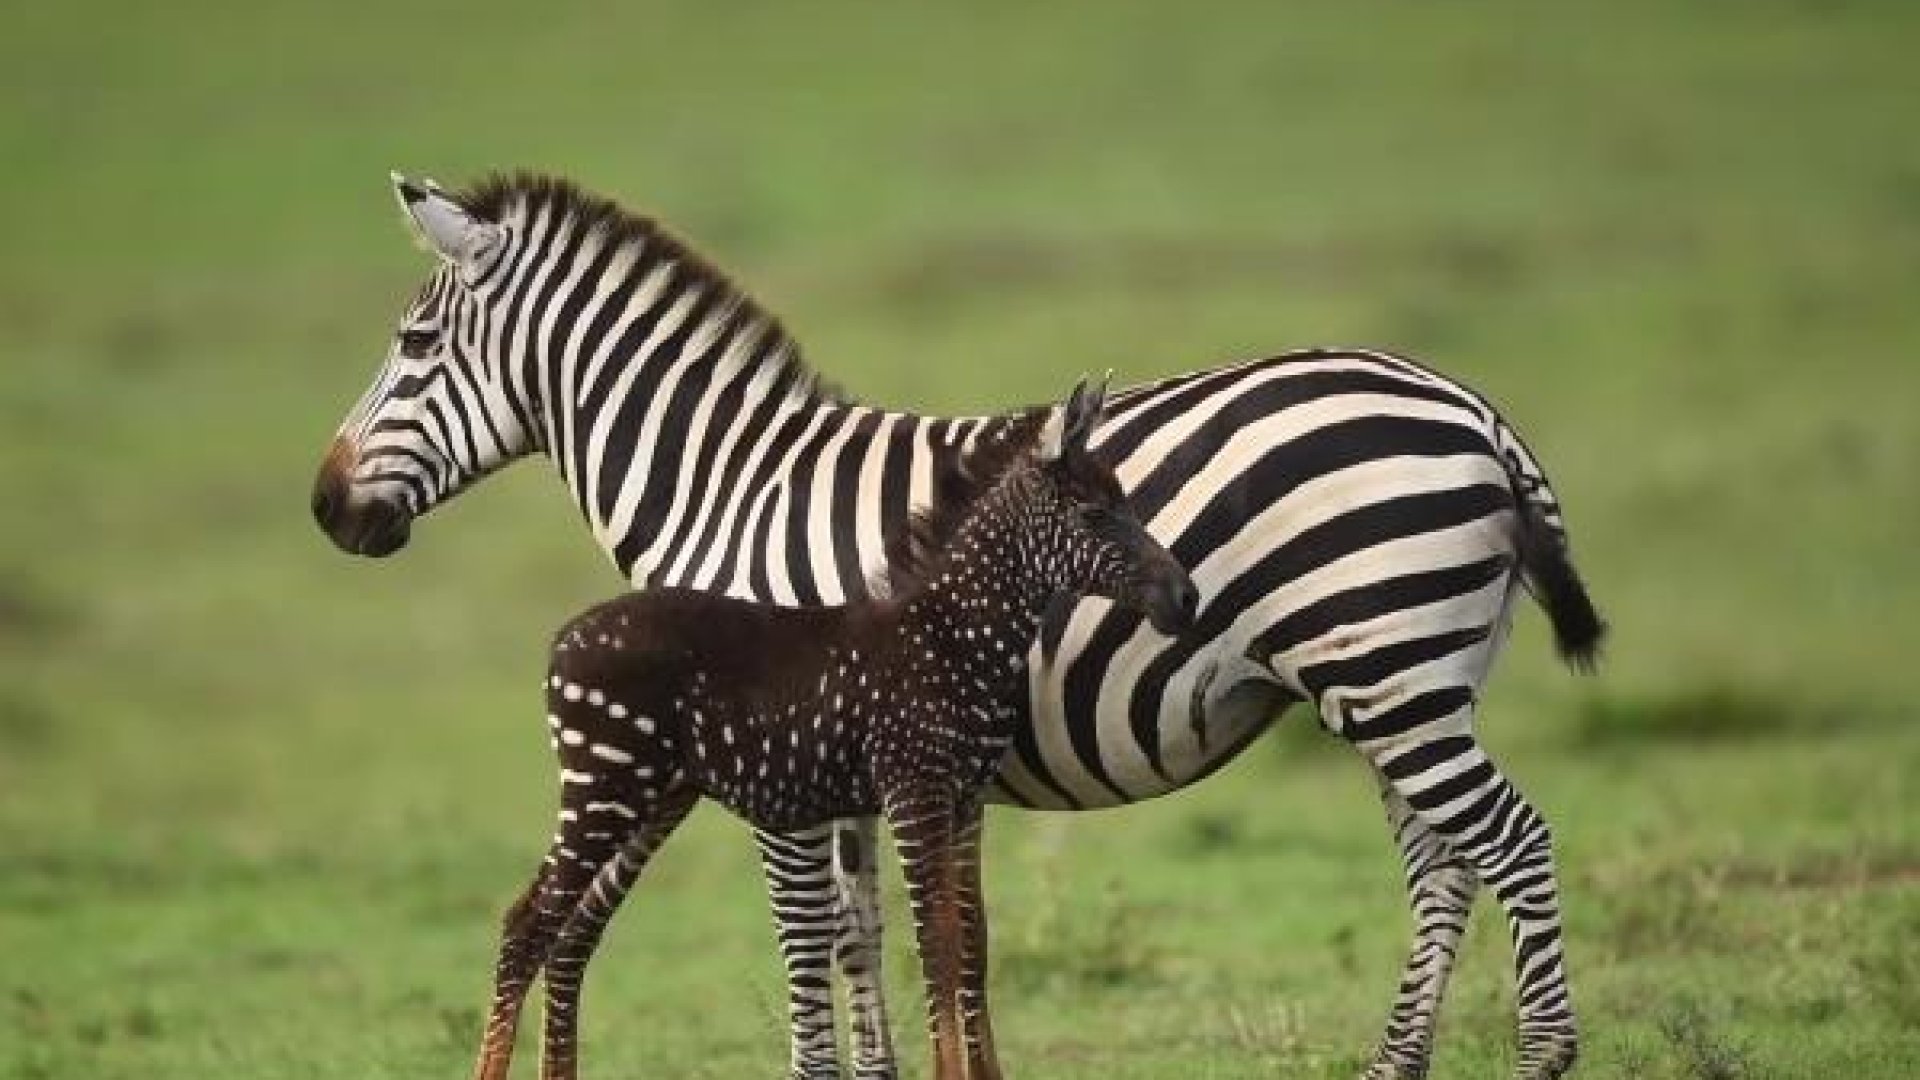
[470,378,1197,1080]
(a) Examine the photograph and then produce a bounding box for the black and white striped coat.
[314,172,1602,1080]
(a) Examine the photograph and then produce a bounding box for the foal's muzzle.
[311,440,412,558]
[1142,567,1200,637]
[1105,511,1199,637]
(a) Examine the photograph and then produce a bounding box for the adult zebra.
[312,172,1604,1080]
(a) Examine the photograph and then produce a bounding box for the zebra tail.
[1496,429,1607,674]
[1511,497,1606,674]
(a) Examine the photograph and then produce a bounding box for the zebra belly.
[986,630,1292,810]
[971,357,1522,810]
[675,349,1531,814]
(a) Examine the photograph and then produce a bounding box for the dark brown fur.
[467,383,1191,1080]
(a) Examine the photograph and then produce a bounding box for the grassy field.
[4,2,1919,1077]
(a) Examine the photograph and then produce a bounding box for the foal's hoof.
[850,1069,899,1080]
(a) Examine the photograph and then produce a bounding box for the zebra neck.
[517,261,813,588]
[514,239,1017,598]
[742,404,1026,607]
[600,389,876,594]
[554,359,993,603]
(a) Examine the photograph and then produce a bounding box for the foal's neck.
[894,479,1058,694]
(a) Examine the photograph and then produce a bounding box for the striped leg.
[1359,720,1577,1080]
[953,806,1004,1080]
[833,817,900,1080]
[473,804,636,1080]
[472,866,554,1080]
[885,787,969,1080]
[540,794,695,1080]
[754,825,845,1080]
[1364,770,1480,1079]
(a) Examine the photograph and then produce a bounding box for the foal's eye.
[1078,505,1115,528]
[397,328,439,358]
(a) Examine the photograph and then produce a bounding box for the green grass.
[4,1,1919,1076]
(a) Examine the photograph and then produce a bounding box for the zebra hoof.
[1359,1048,1427,1080]
[1515,1035,1578,1080]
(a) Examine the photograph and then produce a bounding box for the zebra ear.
[1038,375,1109,462]
[391,171,503,270]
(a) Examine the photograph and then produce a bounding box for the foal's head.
[901,378,1198,637]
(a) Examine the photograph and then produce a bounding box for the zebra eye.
[397,328,439,358]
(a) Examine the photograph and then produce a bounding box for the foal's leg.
[885,787,968,1080]
[1364,769,1481,1080]
[473,797,642,1080]
[473,862,556,1080]
[1345,699,1577,1080]
[539,792,696,1080]
[753,824,846,1080]
[833,816,900,1080]
[953,805,1004,1080]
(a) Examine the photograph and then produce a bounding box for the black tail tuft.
[1515,502,1607,673]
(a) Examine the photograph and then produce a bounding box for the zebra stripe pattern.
[314,172,1602,1080]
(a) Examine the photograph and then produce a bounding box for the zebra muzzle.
[311,442,412,557]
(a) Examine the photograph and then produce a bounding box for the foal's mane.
[457,171,845,403]
[874,411,1048,599]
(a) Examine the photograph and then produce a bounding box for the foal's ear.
[391,171,505,271]
[1038,374,1110,462]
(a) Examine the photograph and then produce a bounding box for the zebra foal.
[472,380,1195,1080]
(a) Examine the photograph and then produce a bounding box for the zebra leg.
[754,824,845,1080]
[539,793,695,1080]
[1352,715,1577,1080]
[473,803,635,1080]
[833,816,900,1080]
[954,804,1005,1080]
[1363,769,1481,1080]
[885,787,968,1080]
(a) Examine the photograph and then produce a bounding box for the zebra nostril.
[312,487,337,527]
[354,499,411,557]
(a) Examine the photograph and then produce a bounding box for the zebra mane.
[457,171,846,404]
[874,409,1048,599]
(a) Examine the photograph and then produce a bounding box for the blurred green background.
[4,2,1918,1077]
